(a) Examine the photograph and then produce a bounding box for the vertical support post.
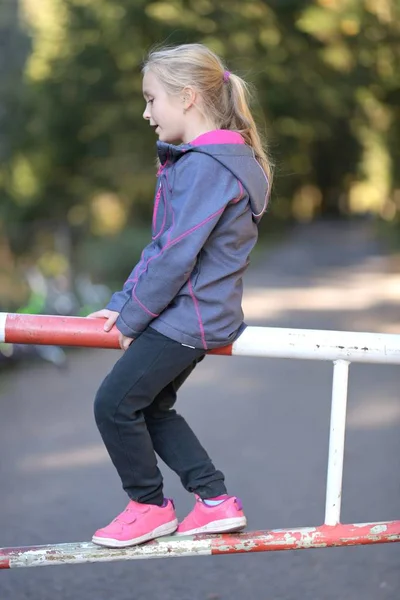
[324,359,350,526]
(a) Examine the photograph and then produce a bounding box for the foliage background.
[0,0,399,309]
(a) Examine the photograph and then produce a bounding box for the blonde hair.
[142,43,273,190]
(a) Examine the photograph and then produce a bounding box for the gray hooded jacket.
[107,129,269,349]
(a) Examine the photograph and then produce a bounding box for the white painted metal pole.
[324,359,350,526]
[0,312,6,344]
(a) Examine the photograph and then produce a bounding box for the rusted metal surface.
[1,522,399,569]
[0,537,211,569]
[211,522,400,555]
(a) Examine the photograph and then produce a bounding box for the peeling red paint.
[1,521,399,569]
[210,522,400,555]
[0,552,10,569]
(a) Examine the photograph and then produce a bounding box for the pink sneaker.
[175,495,247,535]
[92,499,178,548]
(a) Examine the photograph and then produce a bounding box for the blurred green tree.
[0,0,399,285]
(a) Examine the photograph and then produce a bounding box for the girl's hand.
[118,333,134,351]
[87,309,134,350]
[87,309,119,332]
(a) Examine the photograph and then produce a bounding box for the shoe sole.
[92,519,178,548]
[174,516,247,536]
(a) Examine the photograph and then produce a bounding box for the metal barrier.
[1,312,399,569]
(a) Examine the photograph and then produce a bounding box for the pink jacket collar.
[190,129,245,146]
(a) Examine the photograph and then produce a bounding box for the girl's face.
[142,70,187,144]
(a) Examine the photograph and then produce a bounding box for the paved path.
[1,220,399,599]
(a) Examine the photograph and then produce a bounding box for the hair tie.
[223,70,231,83]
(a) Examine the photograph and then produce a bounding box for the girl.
[88,43,271,548]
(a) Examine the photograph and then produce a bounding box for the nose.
[143,104,151,120]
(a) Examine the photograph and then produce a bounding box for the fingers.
[118,333,134,351]
[89,311,133,348]
[86,309,119,331]
[86,310,107,318]
[104,312,119,332]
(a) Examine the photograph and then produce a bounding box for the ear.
[181,86,196,111]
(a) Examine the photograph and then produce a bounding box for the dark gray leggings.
[94,327,227,505]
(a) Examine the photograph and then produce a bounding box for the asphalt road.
[1,220,399,600]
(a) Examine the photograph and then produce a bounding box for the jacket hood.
[157,130,270,223]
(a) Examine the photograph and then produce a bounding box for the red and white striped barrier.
[1,312,400,363]
[1,312,400,568]
[1,522,400,569]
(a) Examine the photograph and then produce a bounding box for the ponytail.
[225,73,273,189]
